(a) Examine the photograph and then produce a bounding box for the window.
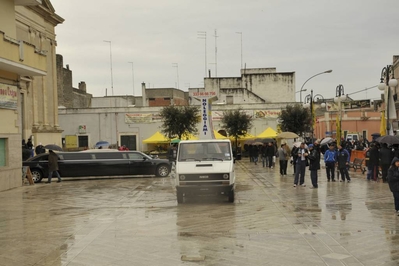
[128,152,146,160]
[362,130,367,140]
[0,138,6,167]
[95,153,123,159]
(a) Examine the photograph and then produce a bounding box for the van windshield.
[178,142,232,162]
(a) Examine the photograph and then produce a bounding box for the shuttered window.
[0,138,6,167]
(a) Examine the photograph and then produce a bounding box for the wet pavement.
[0,159,398,266]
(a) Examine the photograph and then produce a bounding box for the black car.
[23,150,171,183]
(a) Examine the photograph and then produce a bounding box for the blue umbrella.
[95,141,110,147]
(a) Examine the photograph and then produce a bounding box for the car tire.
[228,189,235,203]
[156,164,170,177]
[30,169,43,183]
[177,192,184,204]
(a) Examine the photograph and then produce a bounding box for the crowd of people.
[244,137,399,215]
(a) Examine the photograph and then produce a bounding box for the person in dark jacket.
[368,143,380,181]
[265,142,275,169]
[336,144,351,182]
[308,144,320,188]
[387,157,399,215]
[252,145,259,165]
[379,143,394,183]
[46,150,61,183]
[35,142,45,155]
[294,143,309,187]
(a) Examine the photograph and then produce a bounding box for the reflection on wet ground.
[0,159,398,265]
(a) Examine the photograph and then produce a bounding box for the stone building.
[56,54,92,108]
[0,0,63,191]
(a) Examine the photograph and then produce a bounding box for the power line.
[347,85,378,96]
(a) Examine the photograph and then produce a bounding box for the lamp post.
[303,90,326,140]
[299,69,333,103]
[334,84,347,145]
[378,65,398,135]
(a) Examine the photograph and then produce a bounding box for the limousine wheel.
[156,164,170,177]
[30,169,43,183]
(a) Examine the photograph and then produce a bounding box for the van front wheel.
[228,190,235,203]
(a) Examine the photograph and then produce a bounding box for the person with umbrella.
[366,143,379,181]
[46,150,61,183]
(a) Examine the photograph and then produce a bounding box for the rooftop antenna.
[214,29,218,77]
[197,31,207,77]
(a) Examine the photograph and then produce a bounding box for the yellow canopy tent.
[179,132,199,140]
[142,131,169,144]
[229,133,255,141]
[214,130,229,139]
[256,127,277,138]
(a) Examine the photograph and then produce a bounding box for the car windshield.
[178,142,232,162]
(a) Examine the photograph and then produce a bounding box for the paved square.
[0,160,398,265]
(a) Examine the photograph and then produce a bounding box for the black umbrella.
[44,144,63,151]
[375,135,399,145]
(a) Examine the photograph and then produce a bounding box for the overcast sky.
[51,0,399,101]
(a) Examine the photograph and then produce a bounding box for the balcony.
[0,31,46,76]
[15,0,42,6]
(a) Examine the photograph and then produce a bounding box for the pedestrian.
[367,143,379,181]
[26,138,34,157]
[291,145,299,175]
[168,144,178,163]
[46,150,61,183]
[294,142,308,187]
[387,157,399,215]
[379,143,394,183]
[252,145,259,165]
[336,144,351,182]
[265,142,275,169]
[308,144,320,188]
[260,143,267,167]
[35,142,45,155]
[324,144,337,182]
[278,144,288,176]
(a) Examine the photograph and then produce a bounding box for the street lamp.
[303,90,326,140]
[299,69,333,103]
[378,65,398,135]
[334,84,347,145]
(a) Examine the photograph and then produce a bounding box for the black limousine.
[23,150,171,183]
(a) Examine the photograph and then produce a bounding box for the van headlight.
[179,175,186,181]
[223,174,229,180]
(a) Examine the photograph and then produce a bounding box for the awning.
[142,132,169,144]
[214,130,229,139]
[256,127,277,138]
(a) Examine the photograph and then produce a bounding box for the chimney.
[142,82,147,107]
[66,64,69,70]
[78,81,86,92]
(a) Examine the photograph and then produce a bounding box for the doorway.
[120,135,137,150]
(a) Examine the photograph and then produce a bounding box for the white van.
[173,139,237,203]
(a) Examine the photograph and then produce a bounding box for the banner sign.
[342,100,371,109]
[254,110,281,118]
[0,84,18,110]
[78,125,86,134]
[192,91,217,97]
[125,113,162,124]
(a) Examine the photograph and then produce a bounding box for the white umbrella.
[277,132,299,139]
[320,137,333,145]
[293,142,308,148]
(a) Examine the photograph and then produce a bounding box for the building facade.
[189,68,295,105]
[0,0,63,191]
